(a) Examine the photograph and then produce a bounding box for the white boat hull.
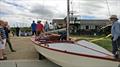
[34,44,119,67]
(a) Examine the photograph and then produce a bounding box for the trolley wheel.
[38,53,46,60]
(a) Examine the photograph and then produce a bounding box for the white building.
[52,19,111,35]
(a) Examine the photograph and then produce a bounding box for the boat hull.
[34,44,119,67]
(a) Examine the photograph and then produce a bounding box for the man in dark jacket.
[4,22,15,52]
[16,26,20,37]
[31,20,36,35]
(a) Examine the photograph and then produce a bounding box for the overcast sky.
[0,0,120,27]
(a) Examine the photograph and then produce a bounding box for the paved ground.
[0,36,60,67]
[5,37,38,60]
[0,60,60,67]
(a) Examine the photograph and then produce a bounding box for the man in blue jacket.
[31,20,36,35]
[110,15,120,59]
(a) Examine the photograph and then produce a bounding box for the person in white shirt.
[49,22,54,31]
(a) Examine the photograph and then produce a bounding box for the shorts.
[36,30,43,36]
[0,39,6,49]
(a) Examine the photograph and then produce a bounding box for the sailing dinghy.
[31,34,120,67]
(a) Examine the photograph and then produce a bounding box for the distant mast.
[67,0,70,40]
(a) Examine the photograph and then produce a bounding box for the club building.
[52,19,111,35]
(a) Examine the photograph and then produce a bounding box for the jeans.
[32,31,36,35]
[112,37,120,55]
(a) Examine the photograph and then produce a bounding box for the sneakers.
[114,54,118,59]
[114,50,120,60]
[0,57,7,60]
[11,50,16,52]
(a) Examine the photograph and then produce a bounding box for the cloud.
[72,0,120,17]
[0,0,120,27]
[1,0,28,9]
[0,11,9,17]
[0,1,16,15]
[30,4,54,19]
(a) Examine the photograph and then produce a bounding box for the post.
[67,0,70,40]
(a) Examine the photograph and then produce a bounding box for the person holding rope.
[110,15,120,59]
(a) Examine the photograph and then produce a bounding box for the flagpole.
[67,0,70,40]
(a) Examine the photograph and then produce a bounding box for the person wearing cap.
[110,15,120,59]
[36,20,44,36]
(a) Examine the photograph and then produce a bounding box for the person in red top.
[36,20,44,36]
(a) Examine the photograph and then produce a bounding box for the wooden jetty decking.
[0,37,60,67]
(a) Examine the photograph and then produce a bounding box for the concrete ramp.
[0,60,60,67]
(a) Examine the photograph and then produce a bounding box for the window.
[86,26,89,29]
[89,25,95,29]
[80,25,85,29]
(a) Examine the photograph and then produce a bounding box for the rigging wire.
[105,0,111,16]
[79,0,81,19]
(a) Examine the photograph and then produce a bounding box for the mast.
[67,0,70,40]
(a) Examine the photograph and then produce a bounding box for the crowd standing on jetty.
[31,20,58,36]
[31,20,67,40]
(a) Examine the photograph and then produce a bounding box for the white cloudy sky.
[0,0,120,27]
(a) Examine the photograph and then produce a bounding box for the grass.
[71,35,112,51]
[92,38,112,51]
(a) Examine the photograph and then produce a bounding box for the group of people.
[31,20,44,36]
[31,20,55,36]
[31,20,67,40]
[0,20,15,60]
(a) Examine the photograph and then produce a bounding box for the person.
[11,31,14,36]
[44,21,49,32]
[53,22,57,30]
[31,20,36,35]
[16,26,20,36]
[36,20,44,36]
[110,15,120,59]
[0,20,7,60]
[58,30,67,40]
[49,22,54,31]
[4,21,15,52]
